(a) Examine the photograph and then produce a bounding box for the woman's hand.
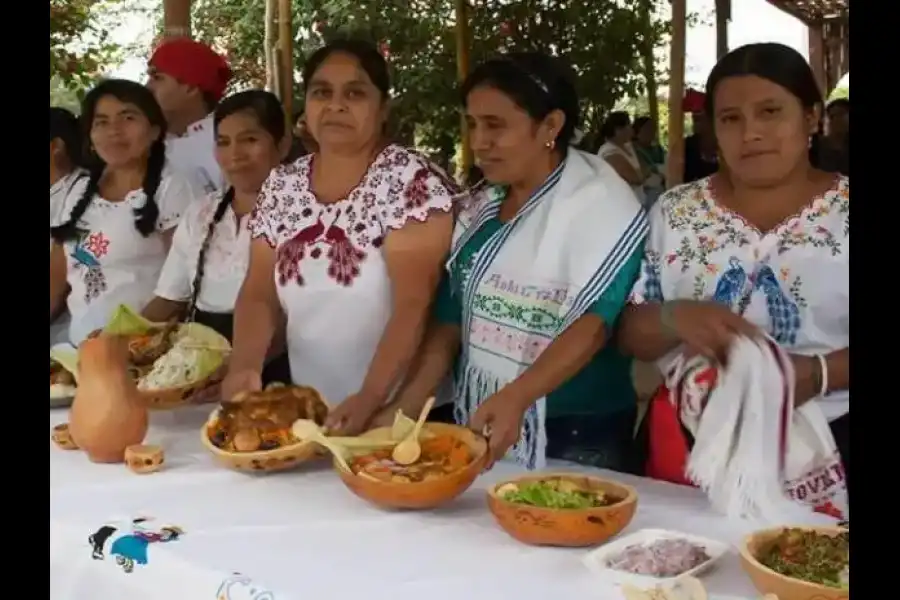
[324,392,384,436]
[469,390,529,469]
[666,300,760,362]
[790,354,819,407]
[220,368,262,403]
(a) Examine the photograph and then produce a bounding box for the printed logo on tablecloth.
[217,573,277,599]
[88,517,184,573]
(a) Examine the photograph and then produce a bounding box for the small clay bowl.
[51,423,79,450]
[334,422,488,510]
[487,473,638,547]
[739,526,849,600]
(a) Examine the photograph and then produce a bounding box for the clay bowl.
[739,526,849,600]
[334,422,488,510]
[135,324,231,410]
[486,473,638,547]
[200,388,330,473]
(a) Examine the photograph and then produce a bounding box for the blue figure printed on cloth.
[640,252,664,303]
[70,230,110,303]
[87,517,183,573]
[711,257,748,309]
[753,265,802,345]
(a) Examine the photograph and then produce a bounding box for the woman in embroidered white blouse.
[617,43,850,494]
[142,90,292,385]
[50,80,199,346]
[221,39,456,432]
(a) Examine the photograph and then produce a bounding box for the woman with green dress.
[372,53,648,472]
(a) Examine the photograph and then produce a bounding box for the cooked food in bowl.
[350,434,474,483]
[207,384,328,453]
[608,538,712,578]
[50,359,77,398]
[496,478,622,509]
[757,527,849,590]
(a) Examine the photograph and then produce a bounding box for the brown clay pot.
[69,336,149,463]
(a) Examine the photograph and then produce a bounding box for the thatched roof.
[767,0,849,24]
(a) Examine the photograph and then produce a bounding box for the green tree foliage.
[50,0,122,92]
[190,0,667,163]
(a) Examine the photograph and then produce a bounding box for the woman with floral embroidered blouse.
[221,39,456,433]
[372,53,648,471]
[617,43,850,495]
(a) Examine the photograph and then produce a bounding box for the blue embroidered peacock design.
[70,229,109,303]
[709,256,801,345]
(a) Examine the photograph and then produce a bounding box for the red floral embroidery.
[85,232,110,258]
[256,145,457,289]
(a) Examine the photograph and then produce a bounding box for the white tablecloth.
[50,407,761,600]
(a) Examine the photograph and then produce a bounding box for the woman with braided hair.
[49,79,199,345]
[143,90,292,384]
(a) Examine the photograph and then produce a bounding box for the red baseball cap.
[149,39,233,103]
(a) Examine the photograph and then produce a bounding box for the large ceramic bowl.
[334,422,488,510]
[486,473,638,547]
[739,526,849,600]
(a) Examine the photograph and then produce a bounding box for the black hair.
[705,42,823,118]
[185,90,286,319]
[50,107,84,169]
[460,52,580,150]
[302,38,391,98]
[632,115,653,137]
[826,97,849,114]
[50,79,168,243]
[600,111,631,140]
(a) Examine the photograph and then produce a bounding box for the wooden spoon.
[391,397,435,465]
[291,419,379,481]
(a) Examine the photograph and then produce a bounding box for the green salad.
[496,478,620,509]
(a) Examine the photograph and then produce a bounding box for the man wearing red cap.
[147,38,233,195]
[681,88,718,183]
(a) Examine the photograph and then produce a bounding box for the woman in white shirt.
[597,111,647,204]
[221,39,456,433]
[617,43,850,496]
[143,90,291,382]
[49,79,198,345]
[50,107,88,345]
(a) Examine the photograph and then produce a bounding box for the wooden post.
[265,0,277,92]
[639,0,660,139]
[808,24,827,95]
[714,0,730,59]
[455,0,472,177]
[162,0,192,39]
[666,0,687,188]
[277,0,294,128]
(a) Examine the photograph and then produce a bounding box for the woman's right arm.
[376,275,462,421]
[229,238,281,377]
[616,303,680,362]
[604,153,644,186]
[50,242,69,321]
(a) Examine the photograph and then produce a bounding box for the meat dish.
[757,527,849,590]
[49,359,77,399]
[607,538,712,578]
[207,384,328,453]
[350,434,473,483]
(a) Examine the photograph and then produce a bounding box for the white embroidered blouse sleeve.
[154,199,203,302]
[247,169,281,247]
[155,172,202,232]
[629,193,670,305]
[377,154,457,231]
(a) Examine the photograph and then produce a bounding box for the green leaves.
[190,0,667,169]
[50,0,122,93]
